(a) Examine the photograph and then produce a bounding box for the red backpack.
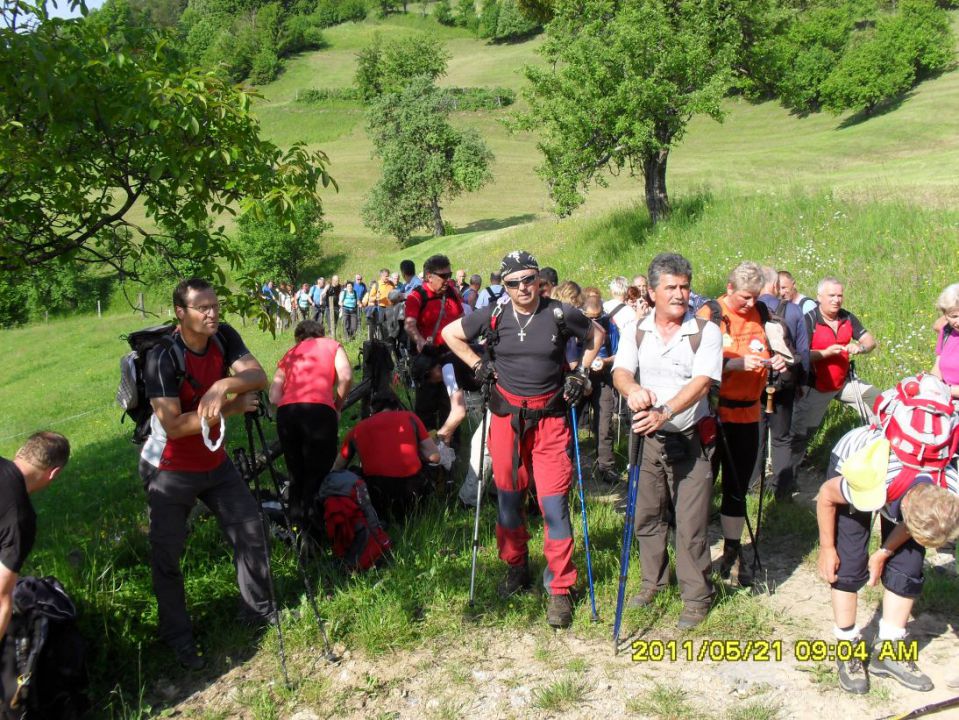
[874,373,959,501]
[318,471,392,571]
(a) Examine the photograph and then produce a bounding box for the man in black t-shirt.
[0,432,70,642]
[443,250,603,628]
[140,277,269,670]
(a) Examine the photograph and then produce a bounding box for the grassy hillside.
[246,12,959,279]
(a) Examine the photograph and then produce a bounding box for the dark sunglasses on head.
[432,271,453,280]
[504,273,539,289]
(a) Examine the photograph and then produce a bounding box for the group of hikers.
[3,250,959,709]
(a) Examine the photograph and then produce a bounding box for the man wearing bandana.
[443,251,603,628]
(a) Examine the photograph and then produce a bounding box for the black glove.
[564,367,590,405]
[473,358,495,386]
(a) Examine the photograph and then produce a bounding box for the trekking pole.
[468,381,492,607]
[570,408,598,622]
[877,695,959,720]
[237,436,291,688]
[753,384,775,572]
[612,426,642,653]
[716,416,762,572]
[848,362,873,424]
[248,411,339,663]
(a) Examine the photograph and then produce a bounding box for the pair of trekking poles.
[234,398,339,687]
[467,381,599,623]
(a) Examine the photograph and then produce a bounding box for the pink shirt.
[936,327,959,385]
[276,337,341,408]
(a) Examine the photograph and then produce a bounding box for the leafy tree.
[234,200,330,283]
[491,0,538,41]
[0,2,334,295]
[455,0,478,29]
[434,0,455,23]
[250,43,282,83]
[362,78,494,242]
[477,0,499,38]
[517,0,737,223]
[353,32,450,100]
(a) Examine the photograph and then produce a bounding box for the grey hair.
[469,274,482,286]
[727,261,764,293]
[937,283,959,314]
[647,253,693,289]
[608,276,629,298]
[761,266,779,289]
[817,276,843,294]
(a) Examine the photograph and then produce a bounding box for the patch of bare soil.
[167,474,959,720]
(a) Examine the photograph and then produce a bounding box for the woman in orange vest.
[698,262,786,587]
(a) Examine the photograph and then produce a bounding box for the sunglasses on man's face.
[432,271,453,281]
[504,273,539,289]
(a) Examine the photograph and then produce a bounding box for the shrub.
[250,45,282,84]
[478,0,499,38]
[434,0,455,24]
[455,0,478,30]
[491,0,539,41]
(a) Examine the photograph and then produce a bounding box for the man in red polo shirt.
[789,277,879,480]
[334,393,441,518]
[404,254,471,445]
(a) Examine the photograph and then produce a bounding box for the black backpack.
[0,577,88,720]
[115,325,226,444]
[484,286,504,304]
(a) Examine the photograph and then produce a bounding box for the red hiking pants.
[488,385,576,595]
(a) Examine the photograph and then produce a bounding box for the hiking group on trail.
[4,253,959,714]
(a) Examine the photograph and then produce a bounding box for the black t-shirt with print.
[0,457,36,574]
[462,298,591,396]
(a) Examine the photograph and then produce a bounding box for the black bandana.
[500,250,539,276]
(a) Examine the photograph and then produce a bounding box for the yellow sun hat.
[838,438,891,512]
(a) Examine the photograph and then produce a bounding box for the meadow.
[2,8,959,717]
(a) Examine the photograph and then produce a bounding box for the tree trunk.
[431,198,445,236]
[642,148,670,224]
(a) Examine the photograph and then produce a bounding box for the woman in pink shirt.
[269,320,353,522]
[932,283,959,398]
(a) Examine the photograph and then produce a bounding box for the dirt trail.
[168,481,959,720]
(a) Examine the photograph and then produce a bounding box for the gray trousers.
[140,459,272,646]
[789,379,880,479]
[633,431,714,607]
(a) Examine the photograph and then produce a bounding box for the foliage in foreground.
[0,1,334,319]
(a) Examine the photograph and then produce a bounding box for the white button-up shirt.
[613,309,723,432]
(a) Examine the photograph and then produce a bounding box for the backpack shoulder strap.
[688,317,708,354]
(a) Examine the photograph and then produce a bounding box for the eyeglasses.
[504,274,538,289]
[432,271,453,280]
[185,303,220,316]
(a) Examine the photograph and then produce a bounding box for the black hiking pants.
[276,402,339,521]
[139,459,272,648]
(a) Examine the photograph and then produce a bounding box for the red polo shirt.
[404,281,463,348]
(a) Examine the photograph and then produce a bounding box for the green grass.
[627,682,709,720]
[242,11,959,282]
[530,675,592,713]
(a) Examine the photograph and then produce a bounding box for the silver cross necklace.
[512,298,539,342]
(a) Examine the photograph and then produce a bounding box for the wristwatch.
[658,404,674,422]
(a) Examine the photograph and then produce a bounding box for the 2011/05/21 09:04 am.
[630,639,919,663]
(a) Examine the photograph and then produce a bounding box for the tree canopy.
[517,0,738,222]
[0,0,334,292]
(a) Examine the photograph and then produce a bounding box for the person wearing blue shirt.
[398,260,423,295]
[757,266,810,500]
[475,272,504,309]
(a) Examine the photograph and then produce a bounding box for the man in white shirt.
[612,253,723,629]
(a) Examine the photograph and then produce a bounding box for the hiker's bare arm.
[405,316,427,352]
[816,476,846,583]
[612,369,657,412]
[0,561,16,641]
[867,524,911,586]
[333,346,354,411]
[849,332,876,355]
[196,354,268,420]
[442,320,482,370]
[579,321,604,372]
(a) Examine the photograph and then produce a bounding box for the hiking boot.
[837,657,868,694]
[173,641,206,671]
[677,603,709,630]
[627,587,659,609]
[869,642,933,691]
[498,558,532,599]
[546,593,573,629]
[594,466,620,486]
[719,545,753,588]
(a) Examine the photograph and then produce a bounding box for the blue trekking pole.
[612,426,642,653]
[570,409,598,622]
